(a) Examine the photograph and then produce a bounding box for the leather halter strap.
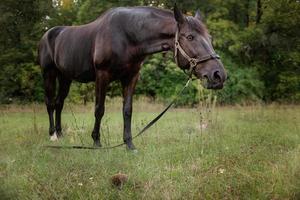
[174,29,220,76]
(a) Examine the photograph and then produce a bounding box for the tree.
[0,0,299,104]
[0,0,53,103]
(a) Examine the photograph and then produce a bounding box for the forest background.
[0,0,299,105]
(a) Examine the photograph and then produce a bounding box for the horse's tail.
[37,26,66,70]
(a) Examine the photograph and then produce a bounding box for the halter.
[174,29,220,77]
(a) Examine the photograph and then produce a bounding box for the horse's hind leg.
[43,68,57,141]
[55,74,71,137]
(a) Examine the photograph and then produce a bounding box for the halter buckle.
[189,59,197,67]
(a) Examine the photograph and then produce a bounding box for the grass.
[0,99,300,199]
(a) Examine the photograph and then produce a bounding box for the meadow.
[1,98,299,199]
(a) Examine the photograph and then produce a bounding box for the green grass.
[1,100,300,199]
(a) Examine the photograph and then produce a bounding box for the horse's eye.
[186,35,193,41]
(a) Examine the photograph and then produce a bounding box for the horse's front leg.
[92,70,110,147]
[121,72,139,150]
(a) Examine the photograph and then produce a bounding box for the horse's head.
[173,5,226,89]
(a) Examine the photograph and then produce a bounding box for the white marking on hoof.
[50,132,58,141]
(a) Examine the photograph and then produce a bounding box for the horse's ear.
[174,4,185,24]
[195,9,203,21]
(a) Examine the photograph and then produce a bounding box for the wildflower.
[201,123,208,129]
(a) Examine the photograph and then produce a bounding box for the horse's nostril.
[213,71,221,82]
[202,73,209,80]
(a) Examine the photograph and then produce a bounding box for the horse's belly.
[56,63,95,83]
[74,68,96,83]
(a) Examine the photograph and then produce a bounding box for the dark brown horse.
[37,5,226,150]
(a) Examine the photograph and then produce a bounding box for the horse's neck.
[137,16,177,55]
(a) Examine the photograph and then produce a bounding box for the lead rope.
[44,77,192,150]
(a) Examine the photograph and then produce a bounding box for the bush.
[136,53,200,106]
[216,54,265,104]
[0,47,43,103]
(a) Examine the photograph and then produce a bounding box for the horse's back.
[38,6,168,81]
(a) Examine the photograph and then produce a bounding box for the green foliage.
[216,54,264,104]
[76,0,111,24]
[275,72,300,102]
[0,0,299,104]
[207,18,240,52]
[0,0,52,103]
[136,53,199,106]
[68,82,95,104]
[76,0,141,24]
[0,47,43,103]
[227,0,300,101]
[205,0,300,102]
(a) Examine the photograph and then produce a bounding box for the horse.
[37,5,226,150]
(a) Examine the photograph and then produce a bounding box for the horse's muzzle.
[206,82,224,89]
[201,69,226,90]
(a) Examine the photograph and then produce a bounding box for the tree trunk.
[256,0,262,24]
[245,0,250,27]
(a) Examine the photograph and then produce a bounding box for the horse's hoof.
[126,142,136,151]
[93,140,102,148]
[127,147,138,153]
[56,131,63,138]
[50,132,58,141]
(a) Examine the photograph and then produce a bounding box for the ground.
[1,98,299,199]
